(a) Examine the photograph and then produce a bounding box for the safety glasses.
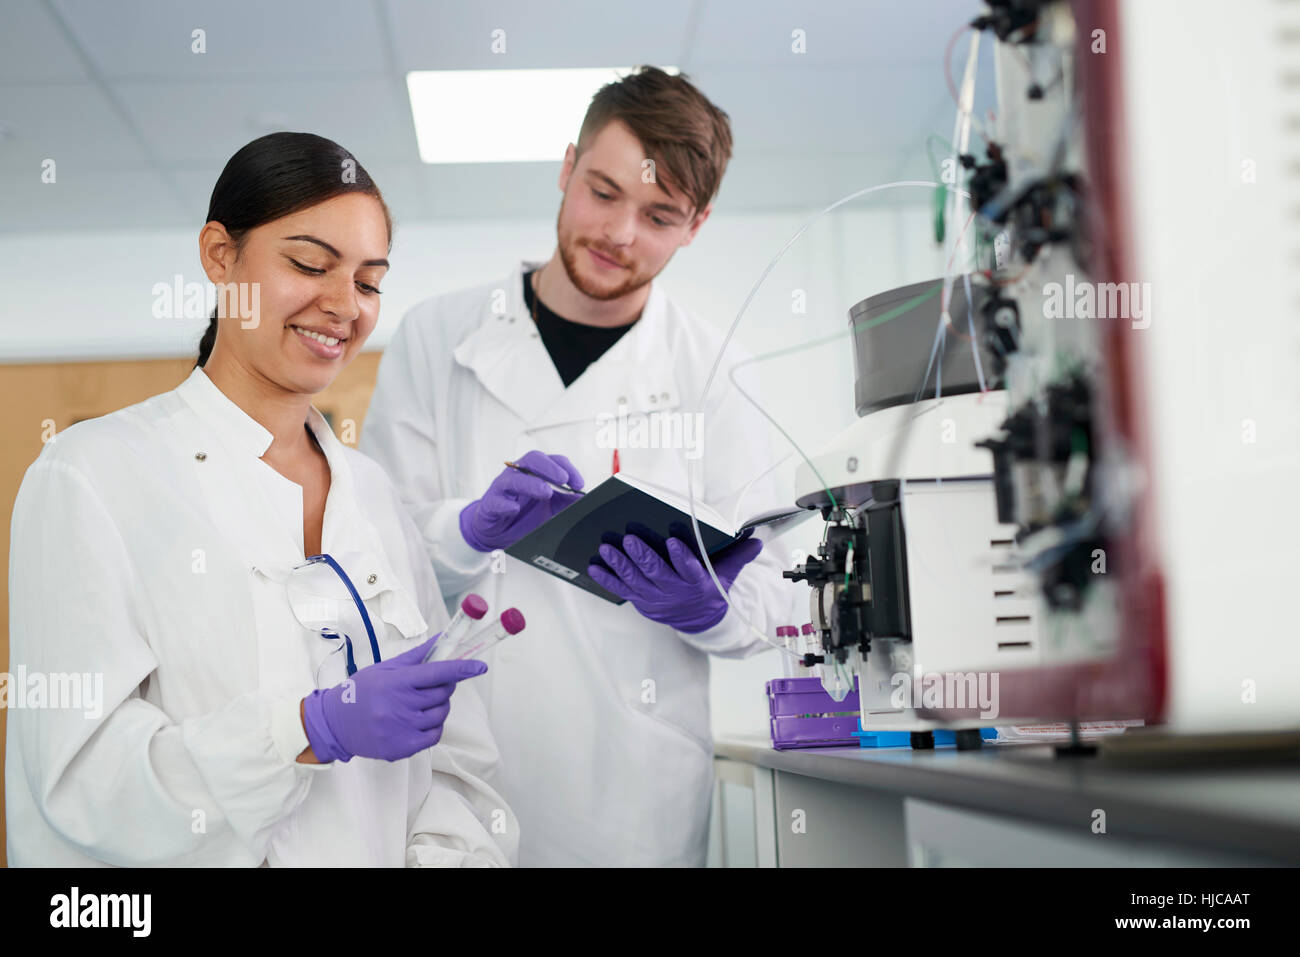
[286,553,382,681]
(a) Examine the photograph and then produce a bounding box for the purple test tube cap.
[501,608,526,635]
[801,623,815,635]
[461,594,489,620]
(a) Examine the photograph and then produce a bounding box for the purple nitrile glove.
[302,635,488,763]
[459,450,585,552]
[587,533,764,633]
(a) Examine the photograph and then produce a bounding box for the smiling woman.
[195,132,392,394]
[4,130,519,868]
[189,133,396,559]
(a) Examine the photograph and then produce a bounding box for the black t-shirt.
[523,270,638,387]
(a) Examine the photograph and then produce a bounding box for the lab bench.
[706,732,1300,867]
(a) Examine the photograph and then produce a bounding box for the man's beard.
[556,209,655,303]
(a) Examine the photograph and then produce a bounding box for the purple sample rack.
[766,675,861,750]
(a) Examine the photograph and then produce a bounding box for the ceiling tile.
[0,0,88,81]
[112,77,417,165]
[0,163,186,232]
[0,0,998,232]
[384,0,696,71]
[715,151,927,213]
[0,82,150,171]
[349,159,431,226]
[687,0,985,67]
[167,157,429,227]
[691,65,946,153]
[52,0,389,77]
[419,161,563,219]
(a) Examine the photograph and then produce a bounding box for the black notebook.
[504,474,807,604]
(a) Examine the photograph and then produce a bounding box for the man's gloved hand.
[302,635,487,763]
[459,450,584,552]
[587,529,764,633]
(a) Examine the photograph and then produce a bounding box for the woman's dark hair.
[195,132,392,368]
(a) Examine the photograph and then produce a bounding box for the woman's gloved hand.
[459,450,584,552]
[587,531,764,633]
[301,635,487,763]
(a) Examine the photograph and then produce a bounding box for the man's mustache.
[578,239,631,267]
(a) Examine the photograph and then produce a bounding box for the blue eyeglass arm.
[309,554,383,667]
[322,628,360,678]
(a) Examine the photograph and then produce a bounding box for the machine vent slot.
[1280,1,1300,314]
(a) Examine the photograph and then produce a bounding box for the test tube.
[776,625,798,678]
[821,656,854,702]
[813,621,856,703]
[800,623,816,667]
[451,608,526,660]
[424,593,489,663]
[799,623,818,670]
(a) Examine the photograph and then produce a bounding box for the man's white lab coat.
[361,262,800,866]
[6,367,516,866]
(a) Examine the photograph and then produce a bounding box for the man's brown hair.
[576,66,733,216]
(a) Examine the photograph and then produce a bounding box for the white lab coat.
[360,261,801,866]
[5,367,517,867]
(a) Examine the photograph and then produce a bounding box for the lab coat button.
[195,452,207,461]
[660,392,670,400]
[367,574,378,584]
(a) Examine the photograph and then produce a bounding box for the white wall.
[0,200,946,737]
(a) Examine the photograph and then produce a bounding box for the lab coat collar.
[176,367,358,511]
[452,260,559,423]
[453,261,679,430]
[175,366,275,458]
[178,367,346,485]
[304,403,356,518]
[177,367,428,640]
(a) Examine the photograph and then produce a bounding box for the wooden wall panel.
[0,352,382,866]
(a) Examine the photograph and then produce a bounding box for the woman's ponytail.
[195,310,218,369]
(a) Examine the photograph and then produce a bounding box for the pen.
[503,460,586,496]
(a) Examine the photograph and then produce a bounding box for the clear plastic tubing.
[449,608,527,661]
[424,593,489,663]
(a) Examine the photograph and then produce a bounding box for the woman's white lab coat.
[5,367,517,867]
[360,262,802,866]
